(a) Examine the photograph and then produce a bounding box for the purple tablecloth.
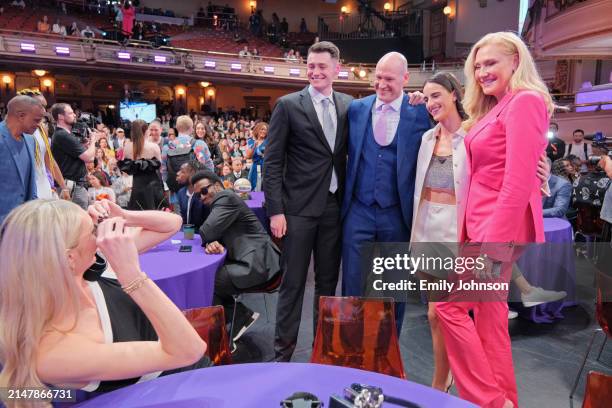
[77,362,476,408]
[245,191,268,229]
[515,217,576,323]
[139,233,225,310]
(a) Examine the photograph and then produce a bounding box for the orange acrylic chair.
[183,305,232,366]
[570,268,612,405]
[310,296,406,379]
[581,371,612,408]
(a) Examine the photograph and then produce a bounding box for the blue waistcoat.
[354,119,399,208]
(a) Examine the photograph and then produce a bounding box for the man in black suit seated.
[176,161,209,230]
[193,170,281,345]
[227,157,249,184]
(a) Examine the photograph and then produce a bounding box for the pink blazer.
[459,90,548,260]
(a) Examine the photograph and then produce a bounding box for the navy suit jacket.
[543,175,572,218]
[176,186,210,230]
[0,121,37,222]
[341,94,430,227]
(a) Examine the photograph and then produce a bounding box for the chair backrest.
[183,306,232,366]
[311,296,406,379]
[596,269,612,337]
[582,371,612,408]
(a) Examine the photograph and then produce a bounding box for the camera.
[72,112,101,142]
[585,132,612,165]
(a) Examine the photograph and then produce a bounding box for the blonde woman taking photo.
[435,32,554,408]
[0,199,207,405]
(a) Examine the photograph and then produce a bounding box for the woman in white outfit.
[411,72,467,392]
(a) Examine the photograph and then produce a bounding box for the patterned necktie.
[320,97,338,193]
[374,103,393,146]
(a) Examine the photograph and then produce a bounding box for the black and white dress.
[80,254,211,393]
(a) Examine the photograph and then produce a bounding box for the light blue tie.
[321,97,338,193]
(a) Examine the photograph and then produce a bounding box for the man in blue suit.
[342,52,430,333]
[543,174,572,218]
[0,95,45,223]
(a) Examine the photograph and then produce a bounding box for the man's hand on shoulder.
[406,91,425,105]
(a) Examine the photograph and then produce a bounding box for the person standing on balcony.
[121,1,136,37]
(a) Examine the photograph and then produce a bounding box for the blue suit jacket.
[543,174,572,218]
[341,94,430,226]
[176,186,210,230]
[0,121,37,222]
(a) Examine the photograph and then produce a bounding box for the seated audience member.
[176,161,209,229]
[112,169,133,208]
[52,19,67,36]
[0,200,208,397]
[193,170,280,345]
[598,155,612,240]
[81,25,95,38]
[37,15,50,33]
[11,0,25,9]
[88,172,116,204]
[543,158,572,218]
[67,22,79,36]
[238,45,251,58]
[227,157,248,184]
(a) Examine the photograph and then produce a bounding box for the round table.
[514,217,576,323]
[245,191,267,229]
[139,232,225,310]
[77,363,476,408]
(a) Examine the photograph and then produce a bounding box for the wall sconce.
[341,6,349,14]
[443,6,455,21]
[199,96,205,105]
[176,87,186,96]
[383,2,391,12]
[249,1,256,12]
[207,89,215,97]
[42,78,53,93]
[200,81,210,88]
[358,69,367,79]
[33,70,47,77]
[2,75,12,93]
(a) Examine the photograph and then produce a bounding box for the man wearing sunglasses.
[193,170,281,348]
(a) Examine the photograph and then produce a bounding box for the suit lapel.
[465,91,516,147]
[299,87,332,154]
[351,96,375,174]
[396,95,415,173]
[332,92,347,152]
[1,127,26,188]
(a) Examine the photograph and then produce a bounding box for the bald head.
[375,52,409,103]
[7,95,45,135]
[7,95,43,115]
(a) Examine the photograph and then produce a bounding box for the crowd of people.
[0,31,608,408]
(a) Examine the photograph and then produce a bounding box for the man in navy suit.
[342,52,430,334]
[0,95,45,222]
[175,161,209,230]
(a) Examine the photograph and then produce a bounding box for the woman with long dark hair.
[121,120,166,210]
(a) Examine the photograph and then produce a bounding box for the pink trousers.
[436,299,518,408]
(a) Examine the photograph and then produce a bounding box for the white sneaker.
[521,287,567,308]
[508,310,518,319]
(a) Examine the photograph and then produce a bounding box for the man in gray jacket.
[194,170,281,345]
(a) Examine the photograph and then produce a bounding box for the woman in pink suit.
[121,1,136,37]
[435,32,554,408]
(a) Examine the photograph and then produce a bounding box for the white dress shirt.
[372,94,403,145]
[308,85,338,192]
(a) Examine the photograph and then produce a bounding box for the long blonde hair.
[0,200,83,406]
[463,31,554,130]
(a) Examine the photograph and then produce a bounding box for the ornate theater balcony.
[526,0,612,59]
